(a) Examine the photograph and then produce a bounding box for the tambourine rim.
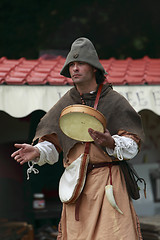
[59,104,106,129]
[59,104,107,141]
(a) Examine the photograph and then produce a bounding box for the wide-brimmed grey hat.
[60,37,107,78]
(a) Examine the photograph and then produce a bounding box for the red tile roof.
[0,56,160,85]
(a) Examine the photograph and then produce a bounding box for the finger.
[94,131,105,138]
[16,155,27,164]
[19,159,27,165]
[88,128,107,143]
[14,143,24,149]
[16,157,24,163]
[88,128,94,132]
[89,128,103,137]
[92,132,103,142]
[15,159,25,165]
[14,155,23,161]
[90,132,97,141]
[104,129,109,133]
[11,150,21,158]
[88,128,94,135]
[88,128,97,139]
[94,137,103,144]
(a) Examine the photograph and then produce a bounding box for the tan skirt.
[58,143,142,240]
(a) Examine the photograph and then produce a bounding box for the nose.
[73,62,79,71]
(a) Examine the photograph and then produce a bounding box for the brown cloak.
[33,83,144,160]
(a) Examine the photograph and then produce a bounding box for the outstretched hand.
[88,128,115,149]
[11,143,40,165]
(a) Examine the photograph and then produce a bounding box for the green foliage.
[0,0,160,59]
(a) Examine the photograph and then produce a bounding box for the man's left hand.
[88,128,115,149]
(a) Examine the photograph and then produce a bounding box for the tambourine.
[59,104,106,142]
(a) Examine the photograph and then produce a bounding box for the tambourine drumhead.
[59,105,106,142]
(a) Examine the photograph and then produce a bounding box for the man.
[12,37,144,239]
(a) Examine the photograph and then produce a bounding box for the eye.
[69,62,74,67]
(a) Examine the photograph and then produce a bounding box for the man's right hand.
[11,143,40,165]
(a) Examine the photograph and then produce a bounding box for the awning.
[1,85,159,117]
[0,56,160,117]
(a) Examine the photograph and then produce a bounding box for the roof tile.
[5,76,26,85]
[47,76,67,85]
[26,76,47,85]
[15,66,33,72]
[145,75,160,84]
[146,70,160,76]
[127,71,144,77]
[0,56,159,85]
[108,70,125,77]
[29,71,48,78]
[106,75,127,85]
[9,71,29,78]
[0,78,5,84]
[0,72,7,77]
[0,66,13,72]
[125,75,145,84]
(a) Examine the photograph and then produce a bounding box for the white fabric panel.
[0,85,160,117]
[0,85,71,117]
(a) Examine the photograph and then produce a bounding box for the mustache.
[72,74,81,77]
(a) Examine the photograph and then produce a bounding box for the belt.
[87,161,120,174]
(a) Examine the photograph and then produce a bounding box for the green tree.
[0,0,160,59]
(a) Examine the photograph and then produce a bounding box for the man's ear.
[93,68,97,73]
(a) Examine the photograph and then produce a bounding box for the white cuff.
[106,135,138,161]
[26,141,59,180]
[33,141,59,166]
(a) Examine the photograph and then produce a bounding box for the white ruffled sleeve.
[34,140,59,166]
[106,135,138,161]
[27,141,59,180]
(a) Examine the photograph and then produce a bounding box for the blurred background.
[0,0,160,59]
[0,0,160,239]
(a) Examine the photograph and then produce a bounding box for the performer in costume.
[12,37,144,240]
